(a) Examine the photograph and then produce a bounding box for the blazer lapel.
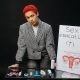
[36,20,43,43]
[27,22,37,43]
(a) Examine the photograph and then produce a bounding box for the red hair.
[23,4,38,15]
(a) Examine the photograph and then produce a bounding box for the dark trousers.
[26,54,50,73]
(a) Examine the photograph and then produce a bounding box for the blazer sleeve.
[46,25,56,60]
[15,25,27,62]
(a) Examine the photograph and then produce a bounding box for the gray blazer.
[16,19,56,62]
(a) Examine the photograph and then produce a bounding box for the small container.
[51,60,55,69]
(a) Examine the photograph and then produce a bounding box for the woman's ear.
[37,12,39,16]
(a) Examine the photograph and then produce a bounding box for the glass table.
[5,67,55,79]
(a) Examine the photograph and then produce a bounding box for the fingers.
[8,65,12,68]
[8,65,14,68]
[8,64,19,69]
[8,64,19,72]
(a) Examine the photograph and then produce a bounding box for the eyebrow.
[26,14,34,19]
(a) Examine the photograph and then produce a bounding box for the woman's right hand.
[8,64,19,68]
[8,64,19,71]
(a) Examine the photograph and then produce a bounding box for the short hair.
[23,4,38,15]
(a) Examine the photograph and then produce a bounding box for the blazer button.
[33,51,35,53]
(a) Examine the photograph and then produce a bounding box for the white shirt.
[32,26,38,37]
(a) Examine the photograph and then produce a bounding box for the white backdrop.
[56,25,80,75]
